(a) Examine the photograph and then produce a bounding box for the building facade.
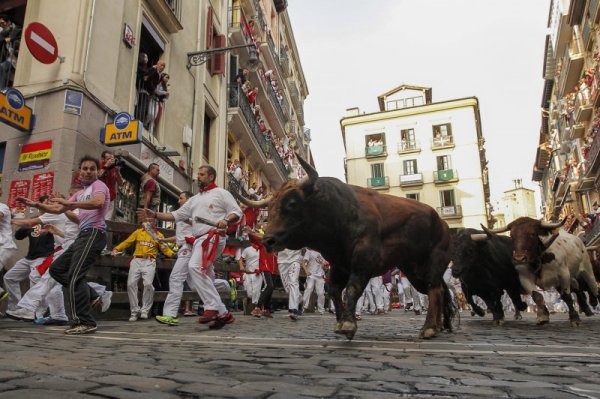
[340,85,491,229]
[497,180,538,225]
[0,0,309,220]
[533,0,600,241]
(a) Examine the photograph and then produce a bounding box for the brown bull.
[240,155,456,339]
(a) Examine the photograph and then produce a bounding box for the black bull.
[450,228,527,324]
[239,155,456,339]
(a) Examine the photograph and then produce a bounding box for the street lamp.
[187,43,260,71]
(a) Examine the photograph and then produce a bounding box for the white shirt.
[303,249,325,277]
[171,187,242,237]
[175,219,193,246]
[240,246,260,272]
[0,203,17,250]
[277,248,303,264]
[39,212,67,247]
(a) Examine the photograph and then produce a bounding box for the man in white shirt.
[278,248,303,320]
[0,196,17,301]
[301,249,327,315]
[139,165,242,329]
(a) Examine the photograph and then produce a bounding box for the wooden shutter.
[206,7,214,49]
[210,34,226,75]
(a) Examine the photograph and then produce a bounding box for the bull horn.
[540,217,566,230]
[295,152,318,184]
[480,223,510,234]
[238,194,272,209]
[470,233,489,241]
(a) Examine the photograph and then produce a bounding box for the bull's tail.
[442,280,459,332]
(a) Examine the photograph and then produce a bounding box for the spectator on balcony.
[146,72,170,134]
[0,14,22,89]
[232,68,249,104]
[258,119,267,133]
[242,80,251,96]
[247,86,258,106]
[135,52,150,120]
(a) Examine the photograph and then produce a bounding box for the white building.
[340,85,492,229]
[498,179,538,224]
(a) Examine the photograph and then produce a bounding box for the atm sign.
[100,112,141,147]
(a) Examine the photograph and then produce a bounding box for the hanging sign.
[0,89,35,132]
[18,140,52,172]
[100,112,142,146]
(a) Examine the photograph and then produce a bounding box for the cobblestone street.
[0,310,599,398]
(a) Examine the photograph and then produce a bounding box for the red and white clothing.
[302,249,326,314]
[171,186,242,316]
[240,245,262,304]
[277,248,303,313]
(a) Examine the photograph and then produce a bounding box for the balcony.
[436,205,463,219]
[586,131,600,177]
[434,169,458,184]
[251,71,286,139]
[569,122,585,140]
[557,37,584,96]
[368,176,389,189]
[279,46,291,77]
[146,0,183,33]
[399,173,423,187]
[260,33,285,85]
[398,140,420,154]
[365,144,387,158]
[431,135,454,150]
[251,0,268,33]
[227,86,287,184]
[574,88,593,123]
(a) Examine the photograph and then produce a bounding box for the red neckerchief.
[199,183,217,193]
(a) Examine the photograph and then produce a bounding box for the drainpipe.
[82,0,97,86]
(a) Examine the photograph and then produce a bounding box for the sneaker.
[129,313,139,322]
[376,309,386,315]
[140,312,149,320]
[414,309,422,316]
[183,309,196,317]
[288,313,298,321]
[262,309,273,318]
[64,324,97,335]
[0,288,7,302]
[101,291,112,313]
[155,315,179,326]
[251,307,262,318]
[208,311,235,329]
[355,313,362,320]
[198,310,219,324]
[6,308,35,322]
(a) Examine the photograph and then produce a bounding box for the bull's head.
[238,153,319,252]
[450,228,490,278]
[481,217,564,265]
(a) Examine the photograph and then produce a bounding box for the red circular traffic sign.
[24,22,59,64]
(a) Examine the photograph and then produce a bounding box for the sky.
[286,0,550,209]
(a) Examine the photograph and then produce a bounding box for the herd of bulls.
[239,154,600,340]
[451,218,600,327]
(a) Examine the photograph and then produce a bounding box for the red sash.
[186,229,226,271]
[36,245,63,275]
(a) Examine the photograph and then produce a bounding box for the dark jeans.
[49,228,106,327]
[257,271,274,310]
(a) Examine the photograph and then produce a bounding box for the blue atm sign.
[100,112,141,147]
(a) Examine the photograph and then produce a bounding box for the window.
[203,112,213,161]
[436,155,451,171]
[206,6,225,75]
[403,159,418,175]
[400,128,416,150]
[406,193,420,201]
[371,163,384,178]
[433,123,452,137]
[366,133,386,156]
[440,190,456,207]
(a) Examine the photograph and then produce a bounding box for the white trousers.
[397,276,423,311]
[365,277,384,312]
[278,260,301,311]
[187,235,227,315]
[243,272,264,304]
[382,282,393,310]
[0,248,17,272]
[303,275,325,313]
[4,257,45,311]
[162,245,192,317]
[127,258,156,315]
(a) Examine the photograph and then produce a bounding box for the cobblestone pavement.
[0,309,599,398]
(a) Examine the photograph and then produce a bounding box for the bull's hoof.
[514,313,522,321]
[493,319,505,326]
[536,318,549,325]
[582,309,594,317]
[470,311,475,316]
[420,327,438,339]
[570,319,581,327]
[334,320,357,340]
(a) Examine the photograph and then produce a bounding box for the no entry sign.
[24,22,59,64]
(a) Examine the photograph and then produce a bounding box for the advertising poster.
[8,179,31,213]
[31,171,55,201]
[18,140,52,172]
